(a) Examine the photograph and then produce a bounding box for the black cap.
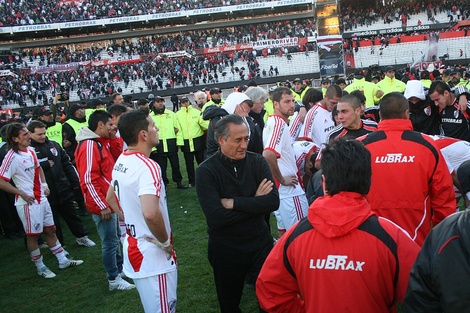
[38,106,52,116]
[69,104,84,117]
[442,69,452,76]
[137,99,148,107]
[247,79,257,87]
[210,87,221,95]
[420,70,430,79]
[155,95,165,101]
[293,77,302,83]
[180,96,189,102]
[335,78,346,85]
[384,66,395,72]
[321,78,331,84]
[354,69,365,79]
[90,98,106,109]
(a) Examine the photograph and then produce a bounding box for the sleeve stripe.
[84,140,108,209]
[136,153,161,197]
[0,150,15,177]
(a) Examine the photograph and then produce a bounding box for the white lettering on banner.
[375,153,416,163]
[321,63,339,70]
[193,7,223,14]
[354,30,378,36]
[64,20,98,28]
[252,37,299,49]
[309,255,365,271]
[235,3,266,10]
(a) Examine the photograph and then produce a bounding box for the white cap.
[222,92,251,114]
[404,80,426,100]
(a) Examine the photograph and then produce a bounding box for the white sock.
[50,241,68,264]
[31,248,45,270]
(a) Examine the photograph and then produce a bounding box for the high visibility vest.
[150,109,183,152]
[65,118,87,137]
[46,122,63,147]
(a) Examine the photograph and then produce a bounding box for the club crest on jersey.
[424,106,431,116]
[309,255,365,271]
[34,223,41,231]
[375,153,415,163]
[454,110,460,119]
[50,147,58,156]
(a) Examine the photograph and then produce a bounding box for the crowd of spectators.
[340,0,470,32]
[0,18,316,107]
[0,0,274,27]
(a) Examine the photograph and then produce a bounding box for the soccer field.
[0,172,260,313]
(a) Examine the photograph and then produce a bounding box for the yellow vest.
[65,118,87,137]
[377,76,406,95]
[46,122,63,147]
[175,106,208,152]
[201,98,225,112]
[344,78,382,108]
[150,109,183,152]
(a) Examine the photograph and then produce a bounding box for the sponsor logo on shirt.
[309,255,365,271]
[442,118,463,124]
[375,153,415,163]
[113,163,128,173]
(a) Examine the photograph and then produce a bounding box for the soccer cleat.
[38,267,56,279]
[109,275,136,291]
[76,236,96,247]
[59,259,84,269]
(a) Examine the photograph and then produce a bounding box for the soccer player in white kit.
[0,122,83,278]
[263,87,309,231]
[106,108,177,313]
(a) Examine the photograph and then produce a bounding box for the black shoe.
[177,182,188,189]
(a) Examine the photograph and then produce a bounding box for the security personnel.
[149,96,188,189]
[263,87,276,124]
[85,98,107,120]
[62,104,87,163]
[420,70,432,89]
[175,96,208,187]
[345,69,384,108]
[201,87,225,112]
[320,78,331,97]
[377,66,406,95]
[37,106,63,147]
[291,78,310,101]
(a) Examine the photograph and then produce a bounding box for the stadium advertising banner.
[342,22,451,38]
[252,37,299,49]
[320,59,343,76]
[0,0,313,34]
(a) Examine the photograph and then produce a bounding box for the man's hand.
[220,198,234,209]
[145,237,173,260]
[109,125,118,139]
[101,207,112,220]
[458,94,469,113]
[48,160,54,167]
[281,175,298,187]
[44,186,50,196]
[19,191,35,205]
[255,178,274,196]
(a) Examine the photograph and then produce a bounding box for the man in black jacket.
[195,114,279,313]
[403,209,470,312]
[27,120,95,248]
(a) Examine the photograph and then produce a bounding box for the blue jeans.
[92,213,123,280]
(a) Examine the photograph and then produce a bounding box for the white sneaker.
[109,275,136,291]
[38,267,56,279]
[59,259,84,269]
[76,236,96,247]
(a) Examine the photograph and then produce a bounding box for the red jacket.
[74,127,122,215]
[358,119,455,246]
[256,192,420,313]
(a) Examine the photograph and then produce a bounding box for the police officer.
[149,96,188,189]
[37,106,63,147]
[345,69,384,107]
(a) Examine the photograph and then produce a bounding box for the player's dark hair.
[272,87,292,103]
[321,138,371,196]
[214,114,247,141]
[88,110,112,132]
[429,80,451,95]
[107,104,128,117]
[118,107,150,146]
[350,90,366,105]
[27,120,47,133]
[339,94,362,110]
[6,122,26,152]
[379,92,409,119]
[302,88,323,111]
[325,84,342,100]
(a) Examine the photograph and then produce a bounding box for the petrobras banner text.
[0,0,313,34]
[252,37,299,49]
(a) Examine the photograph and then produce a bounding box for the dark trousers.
[0,189,23,236]
[50,198,89,245]
[183,150,205,185]
[208,241,272,313]
[150,151,183,185]
[458,160,470,195]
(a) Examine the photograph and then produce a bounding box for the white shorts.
[134,271,177,313]
[278,195,309,231]
[17,201,54,235]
